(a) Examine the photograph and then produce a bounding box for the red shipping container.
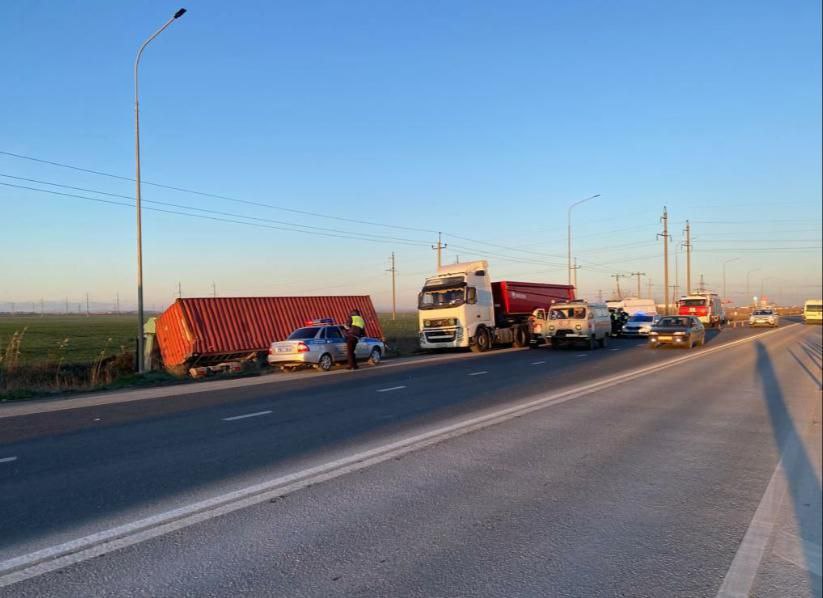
[155,296,383,368]
[491,281,576,316]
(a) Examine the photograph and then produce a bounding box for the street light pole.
[722,257,740,304]
[134,8,186,373]
[567,194,600,287]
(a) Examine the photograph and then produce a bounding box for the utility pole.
[629,272,646,298]
[211,281,217,298]
[386,252,397,321]
[658,207,670,315]
[683,220,692,294]
[597,289,603,302]
[85,293,90,316]
[115,292,121,314]
[647,278,653,302]
[65,297,69,315]
[611,274,626,299]
[40,298,44,317]
[178,282,183,299]
[699,273,706,293]
[432,232,447,270]
[10,302,15,314]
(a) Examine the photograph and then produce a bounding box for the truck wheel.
[471,328,491,353]
[513,326,528,348]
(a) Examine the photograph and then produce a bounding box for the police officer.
[345,309,366,370]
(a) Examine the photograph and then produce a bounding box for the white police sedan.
[267,319,385,371]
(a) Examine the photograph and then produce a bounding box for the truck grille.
[424,330,457,343]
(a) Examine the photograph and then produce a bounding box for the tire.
[513,326,528,348]
[587,336,596,350]
[317,353,333,372]
[598,335,607,348]
[368,347,382,365]
[471,327,491,353]
[550,338,559,349]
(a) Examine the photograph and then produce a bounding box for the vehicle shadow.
[755,341,822,596]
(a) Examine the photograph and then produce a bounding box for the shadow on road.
[755,340,822,596]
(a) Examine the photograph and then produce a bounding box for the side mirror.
[467,287,477,304]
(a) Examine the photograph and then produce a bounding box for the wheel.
[598,335,607,348]
[368,347,382,365]
[513,326,528,348]
[317,353,333,371]
[587,336,596,350]
[550,337,559,349]
[471,328,491,353]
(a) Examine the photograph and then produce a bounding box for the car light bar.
[305,318,334,325]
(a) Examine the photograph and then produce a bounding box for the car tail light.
[297,343,310,353]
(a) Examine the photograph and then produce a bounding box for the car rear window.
[629,315,654,322]
[288,327,320,340]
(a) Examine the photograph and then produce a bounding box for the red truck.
[418,260,575,351]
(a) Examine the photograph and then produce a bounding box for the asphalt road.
[1,321,820,597]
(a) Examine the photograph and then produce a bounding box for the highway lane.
[0,327,763,559]
[1,320,819,596]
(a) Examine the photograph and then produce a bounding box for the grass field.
[0,314,137,367]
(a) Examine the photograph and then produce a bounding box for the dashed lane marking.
[221,410,272,422]
[377,386,407,393]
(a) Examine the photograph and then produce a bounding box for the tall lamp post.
[722,257,740,304]
[567,194,600,287]
[134,8,187,373]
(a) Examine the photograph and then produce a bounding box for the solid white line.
[377,386,406,393]
[609,348,620,352]
[530,361,546,365]
[467,371,488,376]
[0,457,17,464]
[576,354,588,358]
[221,410,272,422]
[0,324,798,588]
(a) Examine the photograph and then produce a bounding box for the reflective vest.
[351,315,366,330]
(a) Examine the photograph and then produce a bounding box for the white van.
[543,301,611,349]
[607,297,657,316]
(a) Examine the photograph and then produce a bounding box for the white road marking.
[0,457,17,464]
[0,324,798,588]
[576,354,588,358]
[467,371,488,376]
[377,386,406,393]
[609,348,620,352]
[221,410,272,422]
[530,361,546,365]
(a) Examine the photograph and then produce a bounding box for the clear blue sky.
[1,0,820,311]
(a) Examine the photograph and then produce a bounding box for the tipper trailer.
[418,260,574,352]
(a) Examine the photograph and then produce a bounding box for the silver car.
[749,308,779,327]
[267,321,385,371]
[622,313,657,337]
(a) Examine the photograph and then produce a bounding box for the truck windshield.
[419,287,466,309]
[550,307,586,320]
[680,299,707,307]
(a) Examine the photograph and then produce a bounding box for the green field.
[0,314,137,367]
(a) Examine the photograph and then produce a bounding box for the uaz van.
[543,301,611,349]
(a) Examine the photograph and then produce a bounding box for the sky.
[1,0,821,312]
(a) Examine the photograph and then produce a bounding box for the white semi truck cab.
[418,261,493,351]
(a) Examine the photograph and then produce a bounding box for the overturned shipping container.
[155,296,383,370]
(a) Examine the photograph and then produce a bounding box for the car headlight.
[548,325,555,331]
[674,332,685,335]
[575,324,582,330]
[449,318,459,326]
[640,326,651,332]
[423,320,431,327]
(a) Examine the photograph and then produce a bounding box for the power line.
[0,150,439,235]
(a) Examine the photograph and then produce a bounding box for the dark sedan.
[648,316,705,349]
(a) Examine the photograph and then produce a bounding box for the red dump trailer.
[155,296,382,371]
[491,281,576,317]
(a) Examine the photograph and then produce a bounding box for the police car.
[267,319,385,371]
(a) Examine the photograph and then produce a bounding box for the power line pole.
[658,207,670,315]
[115,292,121,314]
[597,289,603,302]
[611,274,626,299]
[178,282,183,299]
[85,293,90,316]
[211,281,217,298]
[683,220,692,295]
[647,278,653,301]
[432,232,447,270]
[386,252,397,321]
[65,297,69,315]
[699,273,706,293]
[40,298,44,317]
[629,272,646,298]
